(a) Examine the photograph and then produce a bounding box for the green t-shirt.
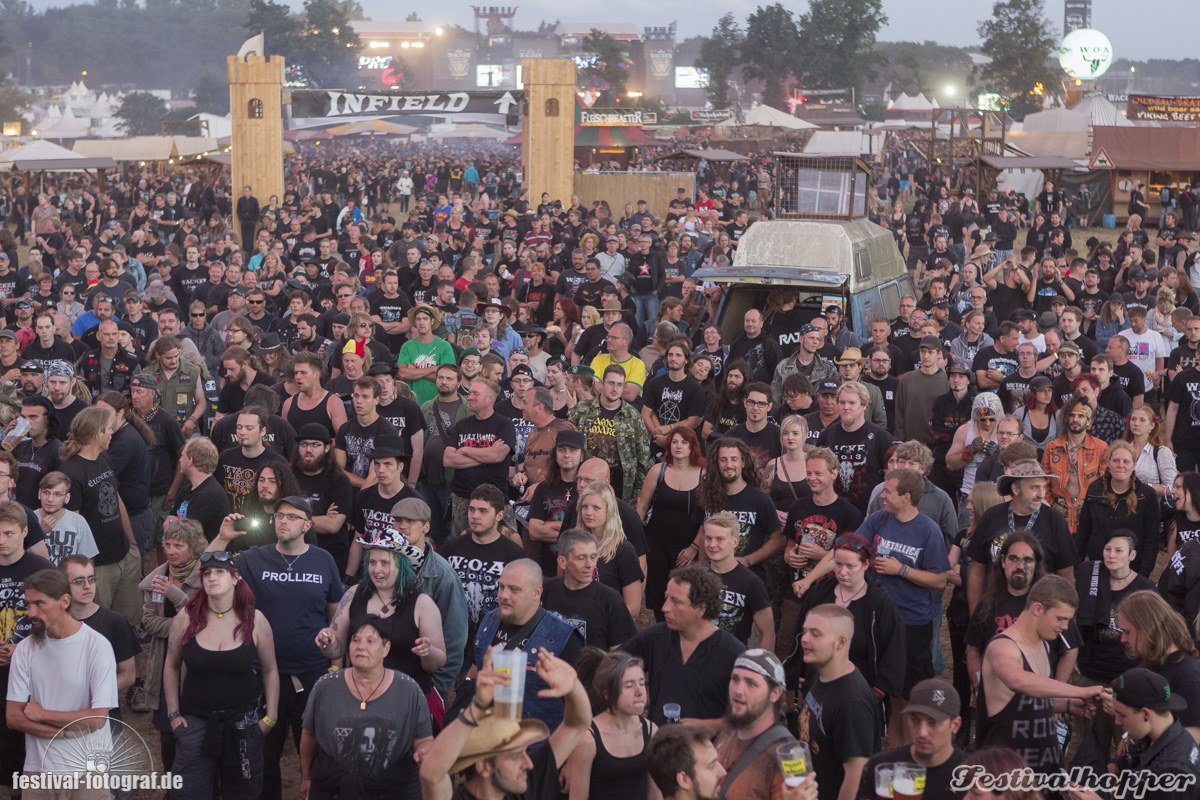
[398,336,456,405]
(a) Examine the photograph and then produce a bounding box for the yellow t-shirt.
[590,353,647,387]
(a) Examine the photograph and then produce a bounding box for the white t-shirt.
[1122,328,1169,390]
[8,623,118,773]
[36,509,99,566]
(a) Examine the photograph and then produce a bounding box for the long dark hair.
[182,563,257,645]
[700,438,758,512]
[97,390,157,448]
[973,531,1046,629]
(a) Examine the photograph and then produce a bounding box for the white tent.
[805,130,885,157]
[0,139,115,170]
[739,104,818,130]
[37,106,90,139]
[1072,94,1134,127]
[1021,108,1089,133]
[888,92,938,111]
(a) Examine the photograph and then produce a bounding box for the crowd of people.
[1,141,1200,800]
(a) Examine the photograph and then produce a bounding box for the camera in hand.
[235,516,267,533]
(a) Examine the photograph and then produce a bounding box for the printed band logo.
[649,50,673,80]
[447,50,472,79]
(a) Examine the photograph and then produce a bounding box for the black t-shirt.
[351,483,417,543]
[1166,367,1200,451]
[377,396,424,455]
[0,551,56,651]
[494,399,535,465]
[726,423,783,480]
[622,623,746,725]
[209,413,297,459]
[596,539,643,594]
[1151,651,1200,731]
[815,422,894,514]
[12,438,62,509]
[170,475,232,542]
[642,374,707,427]
[540,577,637,649]
[216,447,290,514]
[441,533,526,626]
[1112,361,1146,402]
[965,503,1079,602]
[972,345,1019,381]
[859,745,967,800]
[713,563,771,645]
[710,485,779,582]
[216,372,275,415]
[59,453,129,565]
[782,496,865,578]
[805,668,881,800]
[335,416,398,479]
[448,413,517,497]
[81,605,142,665]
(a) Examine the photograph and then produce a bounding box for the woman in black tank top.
[163,552,279,800]
[566,649,657,800]
[317,532,448,727]
[766,416,813,520]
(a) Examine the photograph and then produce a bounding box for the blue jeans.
[632,294,660,329]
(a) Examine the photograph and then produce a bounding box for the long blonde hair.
[578,484,625,562]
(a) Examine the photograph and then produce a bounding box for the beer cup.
[663,703,681,724]
[776,742,811,788]
[491,649,527,720]
[1,417,30,452]
[893,763,926,800]
[875,765,895,800]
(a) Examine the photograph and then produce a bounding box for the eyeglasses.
[69,576,97,586]
[199,551,234,567]
[275,511,308,523]
[191,312,206,318]
[744,399,771,407]
[248,299,265,305]
[337,293,353,299]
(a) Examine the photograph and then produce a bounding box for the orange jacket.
[1042,435,1108,534]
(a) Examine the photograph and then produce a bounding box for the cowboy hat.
[406,303,443,328]
[834,347,866,366]
[479,297,513,317]
[997,459,1058,496]
[451,716,550,775]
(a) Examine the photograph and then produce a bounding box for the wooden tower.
[521,59,576,206]
[227,54,285,204]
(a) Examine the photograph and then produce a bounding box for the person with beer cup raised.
[857,679,968,800]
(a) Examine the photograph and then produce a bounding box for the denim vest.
[474,608,581,730]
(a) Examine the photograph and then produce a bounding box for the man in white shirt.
[1120,306,1168,406]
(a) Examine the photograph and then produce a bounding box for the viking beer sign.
[292,90,524,119]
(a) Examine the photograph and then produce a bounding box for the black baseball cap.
[1111,667,1188,712]
[817,380,840,396]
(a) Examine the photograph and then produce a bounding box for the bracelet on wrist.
[261,715,277,728]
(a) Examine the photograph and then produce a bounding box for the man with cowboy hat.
[398,303,456,406]
[419,646,591,800]
[835,346,886,427]
[965,458,1079,615]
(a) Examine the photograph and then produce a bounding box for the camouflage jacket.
[568,399,652,502]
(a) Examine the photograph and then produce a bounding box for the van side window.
[853,250,871,282]
[879,281,903,320]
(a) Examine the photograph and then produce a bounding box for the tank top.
[349,587,431,692]
[769,459,812,513]
[286,390,335,434]
[179,638,261,715]
[977,633,1062,771]
[645,469,704,610]
[587,718,653,800]
[1177,515,1200,549]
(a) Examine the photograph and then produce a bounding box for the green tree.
[245,0,302,60]
[740,4,800,109]
[404,11,420,21]
[696,13,742,109]
[977,0,1057,118]
[295,0,362,87]
[796,0,886,98]
[114,91,168,135]
[580,29,629,99]
[193,73,230,114]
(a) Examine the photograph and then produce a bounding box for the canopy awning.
[0,139,115,171]
[981,155,1084,170]
[1090,126,1200,171]
[653,148,749,162]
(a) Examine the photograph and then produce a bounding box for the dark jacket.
[1075,478,1160,576]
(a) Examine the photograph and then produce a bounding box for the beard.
[727,694,773,729]
[721,470,740,485]
[29,617,46,643]
[1008,571,1030,590]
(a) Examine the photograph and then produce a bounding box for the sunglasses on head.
[199,551,235,567]
[833,534,874,556]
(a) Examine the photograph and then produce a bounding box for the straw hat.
[450,716,550,774]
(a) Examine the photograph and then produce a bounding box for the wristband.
[167,711,181,721]
[261,716,277,728]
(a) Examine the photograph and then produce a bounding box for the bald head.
[504,558,543,590]
[577,457,611,486]
[808,604,855,640]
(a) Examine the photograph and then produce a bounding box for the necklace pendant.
[217,612,224,618]
[360,701,366,711]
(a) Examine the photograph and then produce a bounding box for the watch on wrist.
[167,711,182,721]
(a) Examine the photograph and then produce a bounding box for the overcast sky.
[361,0,1188,62]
